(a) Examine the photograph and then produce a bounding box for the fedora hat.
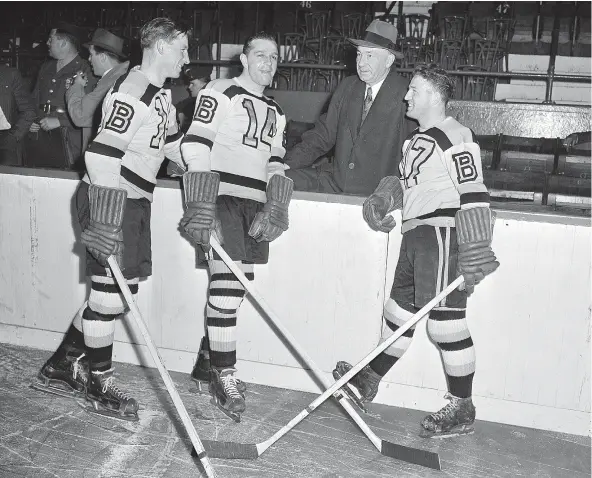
[348,19,403,59]
[84,28,127,59]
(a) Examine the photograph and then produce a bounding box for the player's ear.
[156,39,166,55]
[239,53,248,70]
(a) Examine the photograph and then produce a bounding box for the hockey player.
[32,18,190,421]
[180,32,292,421]
[334,64,499,438]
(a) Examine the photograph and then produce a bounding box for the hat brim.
[84,41,128,60]
[348,38,403,60]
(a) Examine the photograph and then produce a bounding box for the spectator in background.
[0,64,36,165]
[26,22,95,169]
[66,28,130,168]
[284,20,416,196]
[175,64,213,134]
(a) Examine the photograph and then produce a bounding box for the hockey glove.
[249,174,294,243]
[456,207,500,295]
[80,185,127,269]
[180,171,223,248]
[363,176,404,233]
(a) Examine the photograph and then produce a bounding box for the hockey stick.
[202,237,461,469]
[107,256,217,478]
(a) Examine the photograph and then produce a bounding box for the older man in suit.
[66,28,130,169]
[285,20,416,196]
[0,64,36,165]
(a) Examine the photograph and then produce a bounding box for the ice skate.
[83,368,139,422]
[191,337,246,395]
[420,393,476,439]
[332,361,382,413]
[209,367,245,423]
[31,350,88,399]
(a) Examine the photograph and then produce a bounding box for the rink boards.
[0,167,589,436]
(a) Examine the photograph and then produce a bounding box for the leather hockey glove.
[249,174,294,243]
[80,185,127,269]
[180,171,223,248]
[363,176,404,233]
[456,207,500,295]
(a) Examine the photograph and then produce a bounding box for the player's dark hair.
[90,44,123,63]
[413,63,455,105]
[242,32,278,56]
[139,17,192,50]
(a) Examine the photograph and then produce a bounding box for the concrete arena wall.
[0,168,589,437]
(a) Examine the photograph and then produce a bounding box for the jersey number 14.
[241,98,277,149]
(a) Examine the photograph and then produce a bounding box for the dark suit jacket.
[0,65,36,140]
[285,70,416,196]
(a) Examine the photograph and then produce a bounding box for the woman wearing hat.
[175,64,213,134]
[66,28,130,161]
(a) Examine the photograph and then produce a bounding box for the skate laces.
[430,393,460,421]
[72,354,87,382]
[220,370,242,399]
[97,371,132,401]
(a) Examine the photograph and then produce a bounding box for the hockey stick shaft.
[210,237,460,459]
[107,257,217,478]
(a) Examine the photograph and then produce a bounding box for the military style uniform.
[25,55,94,170]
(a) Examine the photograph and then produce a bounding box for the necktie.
[361,87,373,124]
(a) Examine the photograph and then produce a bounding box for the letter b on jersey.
[452,151,478,184]
[105,100,134,134]
[194,96,218,124]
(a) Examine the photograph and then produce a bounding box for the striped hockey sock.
[370,299,418,376]
[83,275,139,372]
[206,259,253,368]
[427,309,476,398]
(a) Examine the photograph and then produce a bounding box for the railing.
[186,59,591,102]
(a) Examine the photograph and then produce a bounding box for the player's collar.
[234,77,265,97]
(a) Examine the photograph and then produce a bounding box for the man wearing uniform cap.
[26,22,95,169]
[285,19,416,196]
[66,28,130,162]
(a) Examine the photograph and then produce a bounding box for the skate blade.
[78,399,139,422]
[30,381,84,399]
[332,370,369,413]
[210,397,241,423]
[420,425,475,439]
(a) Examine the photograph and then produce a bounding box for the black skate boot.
[209,367,245,423]
[84,369,139,422]
[191,337,247,395]
[420,393,476,438]
[31,347,88,399]
[332,361,382,413]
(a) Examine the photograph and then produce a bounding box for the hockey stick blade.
[196,417,441,468]
[208,238,458,469]
[381,441,441,470]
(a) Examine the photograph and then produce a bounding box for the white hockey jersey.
[83,67,185,201]
[181,77,287,203]
[399,116,490,233]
